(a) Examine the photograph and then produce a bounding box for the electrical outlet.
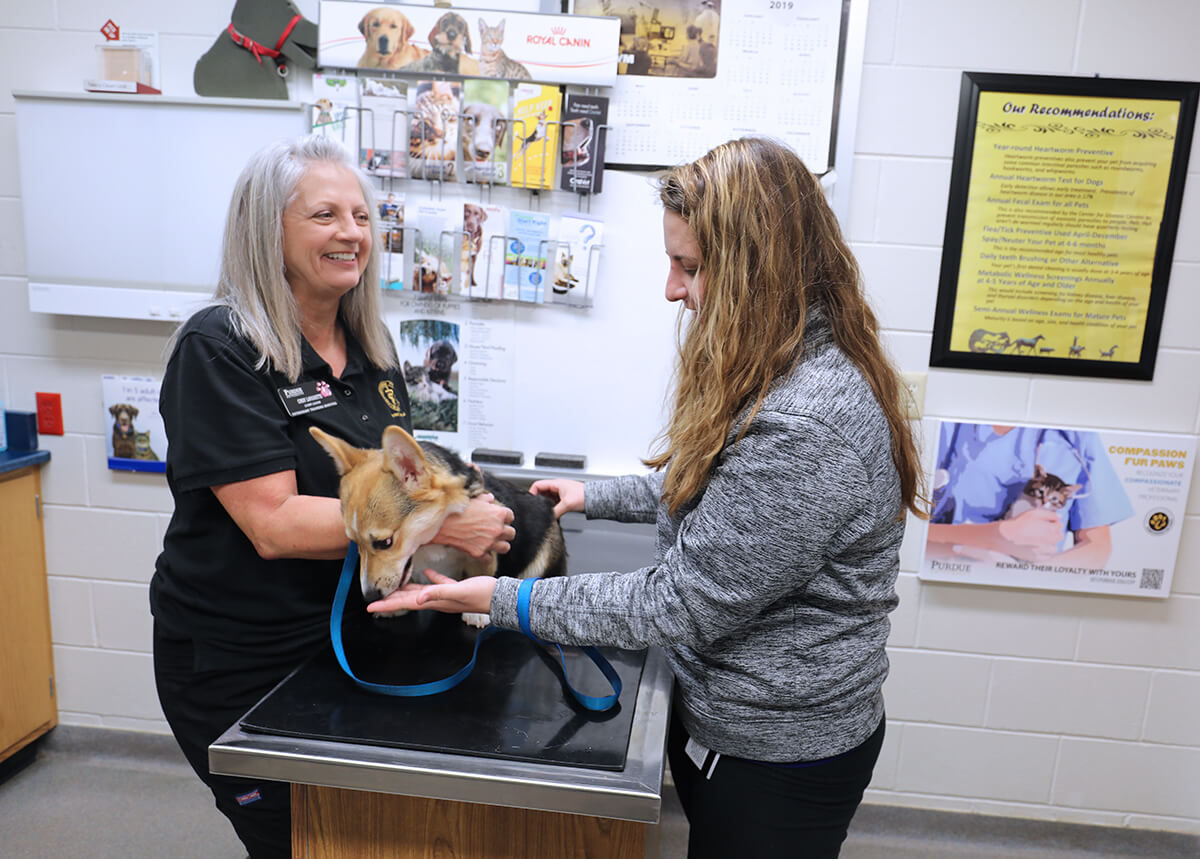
[901,372,926,421]
[35,392,64,435]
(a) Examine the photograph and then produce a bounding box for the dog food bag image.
[102,374,167,473]
[411,200,461,295]
[461,79,511,185]
[397,320,460,433]
[461,202,507,298]
[376,191,406,290]
[504,210,552,302]
[359,76,409,177]
[511,83,561,190]
[547,214,604,307]
[311,72,359,144]
[409,80,462,181]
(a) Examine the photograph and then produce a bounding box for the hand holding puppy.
[529,479,585,518]
[432,493,515,558]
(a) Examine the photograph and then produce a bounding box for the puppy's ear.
[381,425,427,489]
[310,427,367,476]
[494,117,508,143]
[403,17,414,44]
[463,24,472,54]
[109,404,120,417]
[358,12,369,36]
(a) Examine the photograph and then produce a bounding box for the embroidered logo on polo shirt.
[277,380,339,417]
[378,381,404,417]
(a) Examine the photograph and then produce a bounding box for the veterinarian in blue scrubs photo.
[149,135,513,859]
[372,137,927,859]
[926,422,1133,567]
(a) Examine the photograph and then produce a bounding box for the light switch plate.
[901,372,926,420]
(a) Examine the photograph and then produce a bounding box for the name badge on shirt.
[277,380,339,417]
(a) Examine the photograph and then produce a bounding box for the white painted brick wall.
[0,0,1196,836]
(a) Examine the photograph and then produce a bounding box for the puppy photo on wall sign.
[310,425,566,627]
[401,11,481,75]
[357,6,428,69]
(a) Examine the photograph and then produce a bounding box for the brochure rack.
[306,91,610,310]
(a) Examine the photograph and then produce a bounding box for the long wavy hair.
[647,137,926,519]
[201,135,394,381]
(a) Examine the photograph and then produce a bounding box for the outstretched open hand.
[365,569,497,616]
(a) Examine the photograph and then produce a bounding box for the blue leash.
[330,543,622,711]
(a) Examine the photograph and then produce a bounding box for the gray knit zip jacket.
[491,309,903,762]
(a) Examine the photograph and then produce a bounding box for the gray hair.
[208,134,393,381]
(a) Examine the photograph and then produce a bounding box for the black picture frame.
[929,72,1199,380]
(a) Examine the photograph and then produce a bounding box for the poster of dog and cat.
[315,2,620,87]
[102,375,166,473]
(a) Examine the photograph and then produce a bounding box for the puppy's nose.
[446,27,458,39]
[379,35,390,53]
[362,586,386,604]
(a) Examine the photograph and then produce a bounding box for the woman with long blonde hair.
[374,137,925,858]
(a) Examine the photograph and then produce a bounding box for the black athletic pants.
[667,709,885,858]
[153,624,298,859]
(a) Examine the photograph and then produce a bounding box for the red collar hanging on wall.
[193,0,318,100]
[225,15,300,75]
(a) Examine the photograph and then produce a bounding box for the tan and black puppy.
[401,11,481,75]
[311,425,565,627]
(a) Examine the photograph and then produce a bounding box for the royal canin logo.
[527,26,591,48]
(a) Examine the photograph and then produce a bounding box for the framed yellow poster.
[930,73,1198,379]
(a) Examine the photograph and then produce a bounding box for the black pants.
[667,710,885,859]
[153,624,297,859]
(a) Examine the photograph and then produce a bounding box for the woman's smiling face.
[282,163,372,302]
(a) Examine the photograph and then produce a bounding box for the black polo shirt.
[150,305,411,670]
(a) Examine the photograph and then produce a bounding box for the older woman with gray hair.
[150,135,514,858]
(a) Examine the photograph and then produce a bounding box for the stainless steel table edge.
[209,645,673,823]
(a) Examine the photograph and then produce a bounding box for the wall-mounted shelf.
[27,282,211,322]
[14,91,307,322]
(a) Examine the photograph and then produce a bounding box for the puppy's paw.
[461,612,491,628]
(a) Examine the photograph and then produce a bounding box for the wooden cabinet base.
[0,466,56,766]
[292,784,647,859]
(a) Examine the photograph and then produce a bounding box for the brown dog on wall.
[357,6,428,69]
[109,403,139,458]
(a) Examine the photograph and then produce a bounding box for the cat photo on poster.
[920,419,1195,598]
